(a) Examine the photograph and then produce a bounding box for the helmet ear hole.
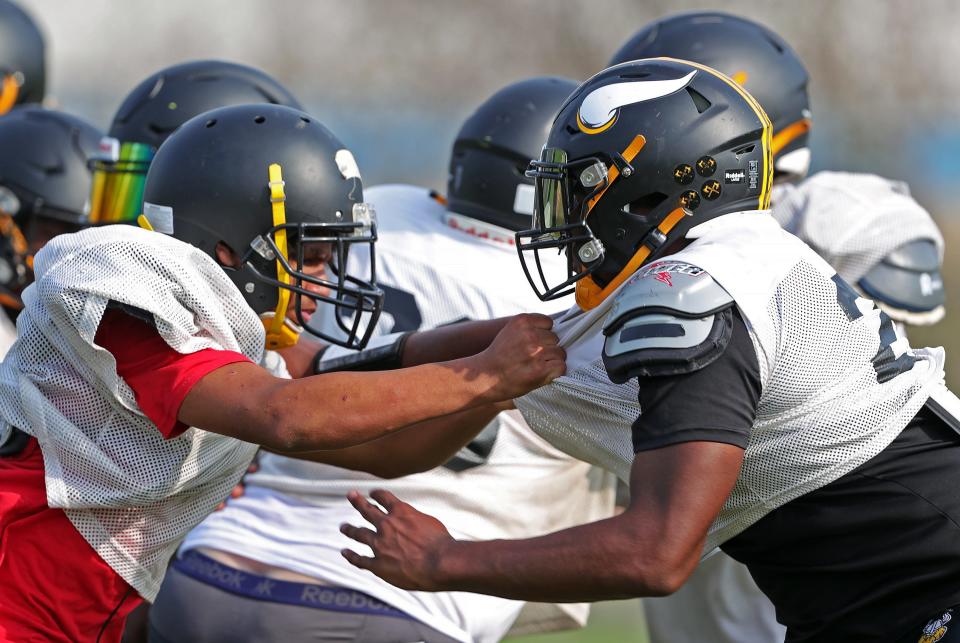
[214,241,241,269]
[626,192,669,216]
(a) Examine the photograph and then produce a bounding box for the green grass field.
[507,600,650,643]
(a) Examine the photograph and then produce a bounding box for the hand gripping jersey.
[772,171,945,325]
[183,184,617,643]
[516,210,945,552]
[0,225,266,600]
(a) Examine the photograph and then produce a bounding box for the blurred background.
[18,0,960,640]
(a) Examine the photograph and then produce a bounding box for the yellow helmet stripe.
[655,57,774,210]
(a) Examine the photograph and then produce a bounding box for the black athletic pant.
[724,405,960,642]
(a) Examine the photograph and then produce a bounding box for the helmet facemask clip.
[515,148,610,301]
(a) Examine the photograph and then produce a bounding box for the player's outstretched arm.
[340,440,742,601]
[279,318,513,379]
[276,402,508,478]
[179,313,563,452]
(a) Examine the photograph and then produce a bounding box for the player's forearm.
[184,314,560,451]
[431,516,695,601]
[279,318,511,378]
[286,404,503,477]
[268,359,501,452]
[401,318,510,366]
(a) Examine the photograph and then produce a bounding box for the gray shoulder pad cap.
[602,265,735,383]
[857,239,945,321]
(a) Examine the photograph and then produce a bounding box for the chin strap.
[263,163,300,350]
[260,312,301,350]
[575,207,688,311]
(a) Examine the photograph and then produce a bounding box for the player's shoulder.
[34,224,185,279]
[602,260,735,383]
[800,170,911,198]
[777,171,915,220]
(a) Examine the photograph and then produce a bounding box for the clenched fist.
[475,313,565,401]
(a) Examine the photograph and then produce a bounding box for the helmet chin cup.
[259,312,301,350]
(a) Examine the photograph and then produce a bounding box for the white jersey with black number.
[183,184,617,643]
[516,210,945,552]
[0,225,264,600]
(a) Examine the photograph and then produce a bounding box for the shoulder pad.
[602,262,735,383]
[857,239,945,325]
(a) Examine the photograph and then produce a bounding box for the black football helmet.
[518,58,772,310]
[447,77,578,231]
[610,12,810,181]
[0,107,103,308]
[0,0,45,114]
[89,60,303,224]
[142,104,382,350]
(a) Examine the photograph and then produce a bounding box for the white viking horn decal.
[577,71,697,134]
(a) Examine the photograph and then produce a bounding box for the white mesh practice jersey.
[360,184,572,334]
[0,225,264,600]
[0,308,16,359]
[516,210,945,553]
[184,185,617,643]
[771,171,943,285]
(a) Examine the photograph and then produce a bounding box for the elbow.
[361,459,433,480]
[632,562,691,597]
[252,380,360,452]
[269,420,351,453]
[260,400,340,453]
[269,422,308,453]
[364,465,412,480]
[619,541,698,598]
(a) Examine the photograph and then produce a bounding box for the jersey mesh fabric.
[0,309,16,359]
[518,211,945,553]
[183,185,616,642]
[516,305,639,484]
[771,171,943,284]
[0,225,265,600]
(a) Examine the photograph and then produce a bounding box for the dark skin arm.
[340,440,743,601]
[179,314,562,452]
[269,402,507,478]
[268,318,513,476]
[278,318,512,379]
